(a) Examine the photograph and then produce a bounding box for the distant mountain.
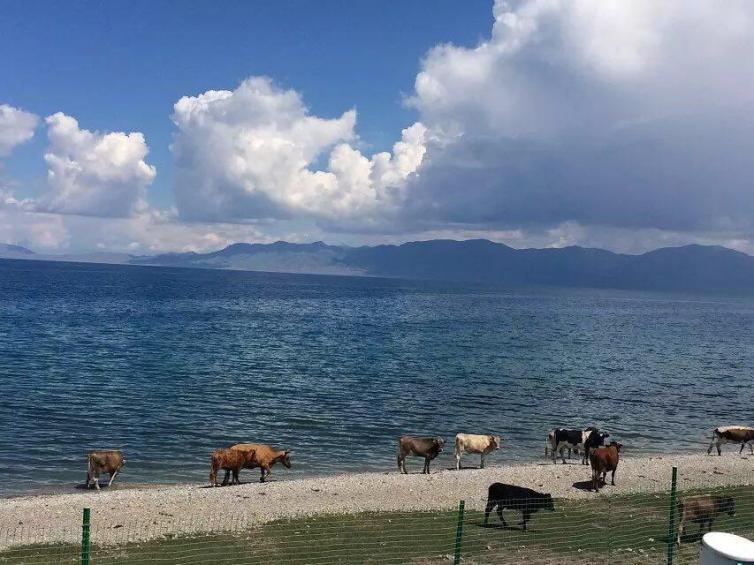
[3,239,754,292]
[0,243,35,258]
[0,244,133,265]
[132,239,754,292]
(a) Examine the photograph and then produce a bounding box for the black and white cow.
[547,427,608,464]
[583,429,610,463]
[707,426,754,456]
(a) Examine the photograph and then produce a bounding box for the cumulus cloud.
[402,0,754,235]
[0,104,38,157]
[38,112,156,217]
[172,77,426,223]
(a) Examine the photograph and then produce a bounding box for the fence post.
[666,467,678,565]
[453,500,465,565]
[81,507,91,565]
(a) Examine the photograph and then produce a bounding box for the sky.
[2,0,754,255]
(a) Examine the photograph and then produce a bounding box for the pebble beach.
[1,453,751,549]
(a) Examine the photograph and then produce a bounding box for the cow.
[544,440,577,460]
[676,495,736,545]
[589,441,622,491]
[707,426,754,456]
[548,427,606,465]
[209,447,256,486]
[483,483,555,531]
[455,433,501,470]
[397,436,445,474]
[86,450,125,491]
[227,443,292,483]
[583,429,610,463]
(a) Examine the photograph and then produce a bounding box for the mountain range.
[2,240,754,292]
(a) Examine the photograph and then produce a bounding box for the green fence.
[1,470,752,564]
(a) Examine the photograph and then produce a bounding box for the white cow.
[454,433,502,470]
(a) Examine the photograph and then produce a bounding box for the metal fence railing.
[1,468,752,564]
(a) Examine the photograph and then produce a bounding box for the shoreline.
[1,453,752,549]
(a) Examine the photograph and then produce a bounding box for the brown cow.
[86,450,125,491]
[209,447,256,486]
[707,426,754,455]
[228,443,292,483]
[397,436,445,474]
[677,495,736,545]
[589,441,623,491]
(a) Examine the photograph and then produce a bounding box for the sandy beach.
[1,453,752,549]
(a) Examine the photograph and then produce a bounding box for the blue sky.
[2,1,754,255]
[1,1,492,209]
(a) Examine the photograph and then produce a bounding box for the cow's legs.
[740,442,745,454]
[93,472,101,491]
[480,453,485,469]
[260,467,269,483]
[221,469,231,486]
[455,452,461,471]
[423,456,430,474]
[108,469,119,487]
[496,506,507,527]
[483,500,495,525]
[610,469,616,486]
[592,470,599,491]
[519,512,530,531]
[559,446,567,465]
[232,468,240,485]
[676,520,684,545]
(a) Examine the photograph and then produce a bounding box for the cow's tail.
[545,430,556,460]
[209,454,218,486]
[707,428,720,455]
[86,456,93,487]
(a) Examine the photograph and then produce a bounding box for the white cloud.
[38,112,156,217]
[172,77,426,223]
[0,104,38,157]
[402,0,754,234]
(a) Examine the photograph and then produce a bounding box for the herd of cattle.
[83,425,752,541]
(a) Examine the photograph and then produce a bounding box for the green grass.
[2,486,753,564]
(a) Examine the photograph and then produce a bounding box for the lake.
[1,258,752,496]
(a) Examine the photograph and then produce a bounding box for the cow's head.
[490,435,502,450]
[435,438,446,452]
[609,441,623,452]
[281,451,292,468]
[540,494,555,511]
[597,432,610,445]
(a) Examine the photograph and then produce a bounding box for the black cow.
[583,430,610,463]
[484,483,555,531]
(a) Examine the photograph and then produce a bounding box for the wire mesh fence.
[0,473,752,564]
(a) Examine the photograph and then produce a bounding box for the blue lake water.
[1,258,753,496]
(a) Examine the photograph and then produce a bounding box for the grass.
[1,486,753,564]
